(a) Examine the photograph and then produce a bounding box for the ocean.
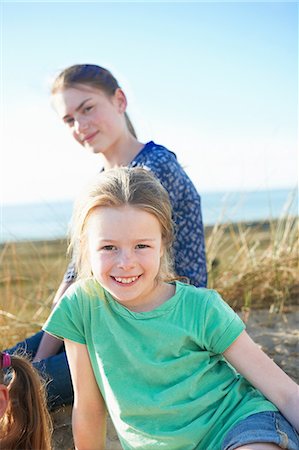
[1,188,297,243]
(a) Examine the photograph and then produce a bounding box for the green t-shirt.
[43,279,277,450]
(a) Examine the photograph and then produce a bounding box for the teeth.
[114,276,138,284]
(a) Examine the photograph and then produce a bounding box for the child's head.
[71,167,175,287]
[52,64,121,98]
[51,64,136,151]
[0,352,52,450]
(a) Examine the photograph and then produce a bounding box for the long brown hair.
[0,352,53,450]
[51,63,137,138]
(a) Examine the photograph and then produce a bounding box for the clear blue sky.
[1,1,298,204]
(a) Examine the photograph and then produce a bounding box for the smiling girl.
[50,64,206,289]
[6,63,207,410]
[43,167,299,450]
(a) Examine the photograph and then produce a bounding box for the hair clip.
[0,352,11,369]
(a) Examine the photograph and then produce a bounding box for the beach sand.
[241,307,299,383]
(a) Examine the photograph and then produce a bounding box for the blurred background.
[1,1,297,241]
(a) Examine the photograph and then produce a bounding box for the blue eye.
[102,245,116,251]
[136,244,149,249]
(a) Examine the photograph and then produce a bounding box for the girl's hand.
[223,330,299,432]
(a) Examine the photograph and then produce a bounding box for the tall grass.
[206,212,298,312]
[0,211,298,348]
[0,239,68,348]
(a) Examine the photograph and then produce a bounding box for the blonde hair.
[51,63,137,138]
[0,353,52,450]
[70,167,176,281]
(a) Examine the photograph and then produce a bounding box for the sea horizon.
[1,187,297,244]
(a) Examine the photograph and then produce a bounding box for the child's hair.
[51,63,137,138]
[0,352,52,450]
[70,166,176,281]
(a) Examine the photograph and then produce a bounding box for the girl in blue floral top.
[6,64,207,410]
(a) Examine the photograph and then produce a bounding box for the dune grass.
[0,213,298,348]
[0,239,68,348]
[206,215,298,311]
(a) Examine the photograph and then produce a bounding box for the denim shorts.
[222,411,299,450]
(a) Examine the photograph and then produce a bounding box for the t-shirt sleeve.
[201,290,245,354]
[43,285,86,344]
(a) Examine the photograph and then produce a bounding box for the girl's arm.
[33,279,74,362]
[223,330,299,432]
[64,339,107,450]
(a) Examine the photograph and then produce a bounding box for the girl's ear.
[0,384,9,419]
[114,88,127,113]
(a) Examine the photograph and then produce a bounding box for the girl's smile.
[87,205,173,312]
[112,275,141,285]
[82,130,100,145]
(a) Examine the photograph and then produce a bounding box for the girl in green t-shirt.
[44,167,299,450]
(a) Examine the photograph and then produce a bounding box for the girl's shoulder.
[176,282,222,308]
[60,277,106,309]
[177,280,218,297]
[177,282,239,319]
[132,142,198,199]
[132,141,178,166]
[176,282,245,353]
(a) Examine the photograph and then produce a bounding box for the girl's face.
[52,86,127,155]
[87,205,166,312]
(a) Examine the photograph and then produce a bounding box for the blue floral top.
[64,141,207,287]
